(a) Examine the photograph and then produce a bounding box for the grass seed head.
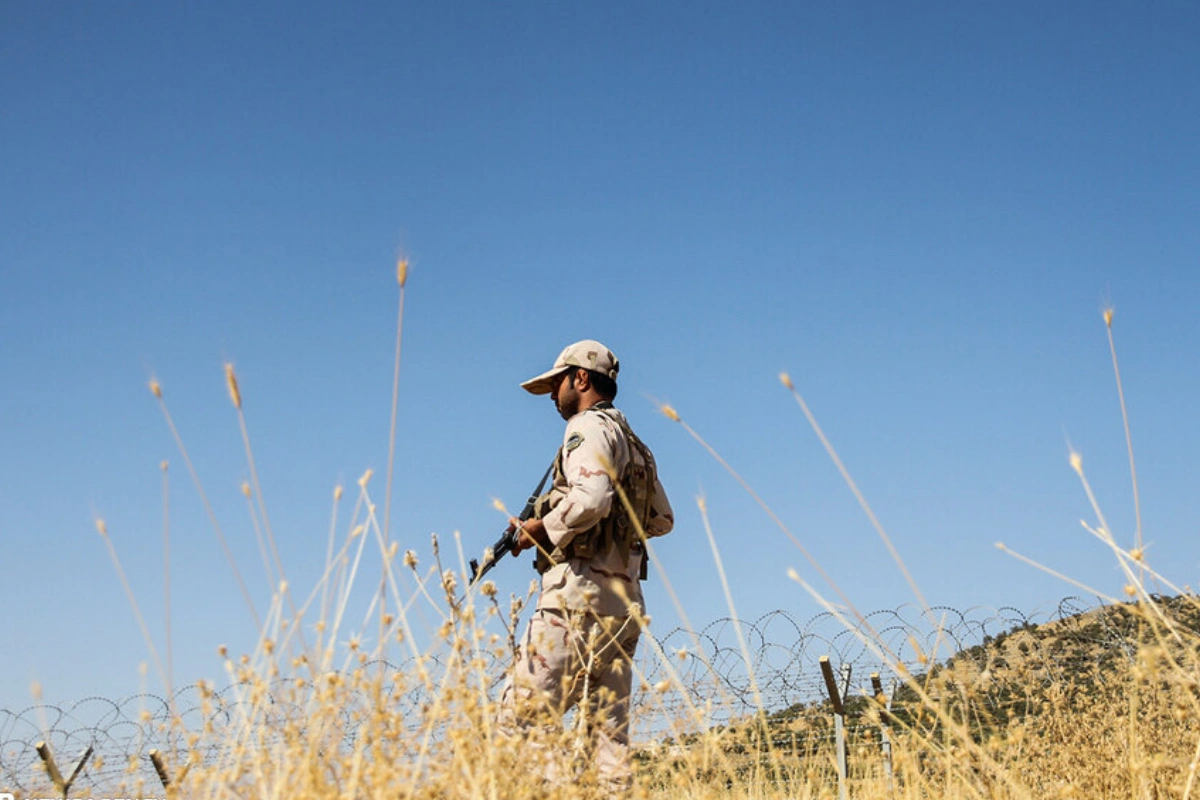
[224,363,242,409]
[779,372,794,390]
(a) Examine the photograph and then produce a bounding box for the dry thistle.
[397,257,409,287]
[148,378,162,399]
[779,372,794,390]
[403,550,418,569]
[660,403,681,422]
[358,468,373,489]
[333,485,343,502]
[96,518,108,537]
[1104,307,1114,327]
[224,363,242,409]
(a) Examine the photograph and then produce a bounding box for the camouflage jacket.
[536,403,674,617]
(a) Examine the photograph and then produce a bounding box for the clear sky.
[3,2,1198,711]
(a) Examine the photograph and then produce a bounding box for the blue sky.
[2,2,1199,710]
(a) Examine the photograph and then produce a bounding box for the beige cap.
[520,339,620,395]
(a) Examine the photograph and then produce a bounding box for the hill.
[641,595,1200,798]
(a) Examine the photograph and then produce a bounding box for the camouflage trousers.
[498,607,643,796]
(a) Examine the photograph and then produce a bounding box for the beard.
[555,390,579,420]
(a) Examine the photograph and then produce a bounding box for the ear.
[573,368,591,392]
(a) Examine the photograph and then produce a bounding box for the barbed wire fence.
[1,597,1112,793]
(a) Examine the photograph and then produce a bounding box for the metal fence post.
[150,749,172,789]
[820,655,851,800]
[35,741,93,796]
[871,673,896,794]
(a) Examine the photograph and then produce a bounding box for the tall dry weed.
[26,293,1199,800]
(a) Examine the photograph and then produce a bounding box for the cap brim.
[520,366,568,395]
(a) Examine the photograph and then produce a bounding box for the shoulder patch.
[564,432,585,453]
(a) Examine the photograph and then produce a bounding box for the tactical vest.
[534,404,658,579]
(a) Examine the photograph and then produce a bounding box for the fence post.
[150,749,172,789]
[871,673,896,794]
[35,741,93,796]
[820,655,852,800]
[149,748,191,793]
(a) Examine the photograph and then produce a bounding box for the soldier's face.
[551,369,579,420]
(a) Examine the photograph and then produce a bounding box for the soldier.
[498,339,674,796]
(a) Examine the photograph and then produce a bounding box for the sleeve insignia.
[565,432,585,453]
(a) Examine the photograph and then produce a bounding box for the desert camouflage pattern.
[498,609,642,795]
[537,405,673,616]
[520,339,620,395]
[500,402,673,795]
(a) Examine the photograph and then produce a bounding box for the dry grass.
[31,292,1198,799]
[41,588,1197,799]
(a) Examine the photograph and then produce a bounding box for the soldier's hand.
[508,516,549,555]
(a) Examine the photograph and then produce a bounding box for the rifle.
[468,459,556,586]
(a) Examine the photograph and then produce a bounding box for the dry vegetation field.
[13,279,1198,799]
[19,589,1199,799]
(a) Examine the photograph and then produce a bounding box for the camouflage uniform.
[499,341,674,795]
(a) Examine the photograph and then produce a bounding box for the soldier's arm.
[540,414,617,550]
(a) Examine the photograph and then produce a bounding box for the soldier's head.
[521,340,619,419]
